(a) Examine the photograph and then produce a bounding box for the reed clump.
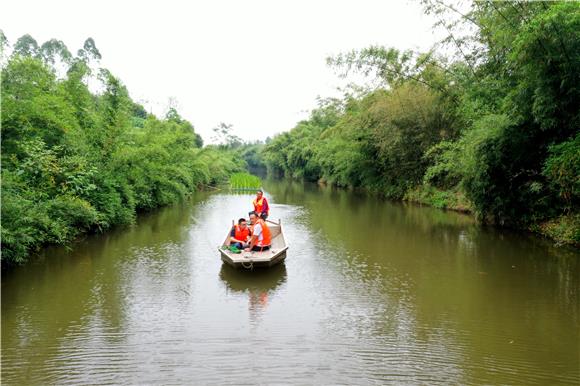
[229,173,261,190]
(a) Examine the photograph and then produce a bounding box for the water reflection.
[263,179,580,385]
[219,264,287,322]
[219,263,287,293]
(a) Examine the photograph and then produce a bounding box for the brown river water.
[2,180,579,384]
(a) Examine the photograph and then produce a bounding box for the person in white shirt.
[245,211,272,252]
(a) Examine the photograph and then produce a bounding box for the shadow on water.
[219,263,287,293]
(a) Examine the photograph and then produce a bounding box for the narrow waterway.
[2,180,579,384]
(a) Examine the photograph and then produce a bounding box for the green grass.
[530,213,580,247]
[404,185,472,212]
[229,173,261,190]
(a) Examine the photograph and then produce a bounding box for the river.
[2,180,579,384]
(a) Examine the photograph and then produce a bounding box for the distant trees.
[211,122,243,149]
[1,33,242,264]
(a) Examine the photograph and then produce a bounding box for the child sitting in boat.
[229,218,252,250]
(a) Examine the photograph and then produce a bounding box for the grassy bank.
[529,214,580,247]
[403,185,472,213]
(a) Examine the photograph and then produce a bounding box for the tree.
[39,39,72,66]
[419,0,580,225]
[77,37,101,63]
[211,122,243,149]
[1,34,241,264]
[13,34,39,57]
[0,29,8,58]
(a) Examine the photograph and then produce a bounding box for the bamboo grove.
[261,1,579,245]
[1,1,578,264]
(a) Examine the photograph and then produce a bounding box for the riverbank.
[1,175,237,268]
[403,185,472,213]
[319,179,580,247]
[403,185,579,248]
[259,2,578,253]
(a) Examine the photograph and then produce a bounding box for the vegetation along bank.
[259,1,579,246]
[0,33,246,265]
[1,1,578,265]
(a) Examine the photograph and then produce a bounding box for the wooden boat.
[219,219,288,269]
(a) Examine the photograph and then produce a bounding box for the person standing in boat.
[253,189,269,221]
[245,211,271,252]
[229,218,252,250]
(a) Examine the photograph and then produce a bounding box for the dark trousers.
[251,245,270,252]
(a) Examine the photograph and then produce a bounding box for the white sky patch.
[1,0,441,144]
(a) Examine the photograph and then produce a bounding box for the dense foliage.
[1,35,243,264]
[261,1,579,244]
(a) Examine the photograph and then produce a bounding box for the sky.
[1,0,441,144]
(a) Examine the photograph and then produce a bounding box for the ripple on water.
[2,190,579,385]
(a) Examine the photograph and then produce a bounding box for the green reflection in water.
[2,181,579,385]
[263,179,580,384]
[1,192,210,384]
